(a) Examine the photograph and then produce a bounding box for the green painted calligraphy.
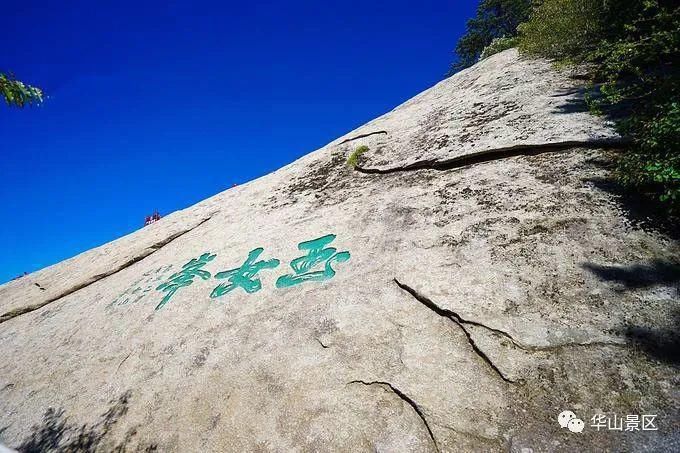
[110,265,173,308]
[276,234,350,288]
[210,248,280,298]
[156,253,216,309]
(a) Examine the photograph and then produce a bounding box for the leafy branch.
[1,72,44,107]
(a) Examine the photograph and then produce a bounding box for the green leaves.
[0,72,44,108]
[479,36,520,60]
[619,102,680,209]
[518,0,607,60]
[450,0,532,73]
[511,0,679,213]
[347,145,369,169]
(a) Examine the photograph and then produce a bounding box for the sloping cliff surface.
[1,50,678,452]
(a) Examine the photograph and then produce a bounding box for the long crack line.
[394,279,626,352]
[394,279,515,383]
[355,138,629,174]
[0,216,213,324]
[337,130,388,145]
[348,380,440,453]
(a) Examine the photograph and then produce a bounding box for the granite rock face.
[1,49,678,452]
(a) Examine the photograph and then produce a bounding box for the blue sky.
[0,0,477,283]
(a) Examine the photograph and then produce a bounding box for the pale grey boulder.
[0,213,214,323]
[337,49,622,173]
[0,50,677,452]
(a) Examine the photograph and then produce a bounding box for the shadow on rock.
[15,408,66,453]
[583,260,680,290]
[552,82,631,121]
[624,311,680,366]
[551,86,590,114]
[584,170,680,241]
[17,390,156,453]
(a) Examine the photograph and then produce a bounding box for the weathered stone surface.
[339,49,623,173]
[1,50,678,452]
[0,214,214,323]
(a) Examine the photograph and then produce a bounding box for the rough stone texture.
[0,214,214,323]
[335,49,622,173]
[1,50,678,452]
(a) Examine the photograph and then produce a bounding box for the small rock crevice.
[355,138,628,175]
[348,380,439,453]
[337,130,388,145]
[435,422,505,449]
[115,352,132,374]
[0,216,213,324]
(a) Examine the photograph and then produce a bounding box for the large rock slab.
[0,213,214,323]
[337,49,622,172]
[1,50,677,452]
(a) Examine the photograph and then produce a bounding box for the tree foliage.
[518,0,606,60]
[450,0,532,73]
[518,0,680,212]
[479,36,521,60]
[453,0,679,212]
[0,72,43,107]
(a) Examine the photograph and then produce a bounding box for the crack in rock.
[348,380,439,453]
[0,217,213,324]
[394,279,515,383]
[315,338,329,349]
[435,422,505,449]
[33,283,46,291]
[337,130,388,145]
[355,138,629,174]
[115,352,132,374]
[394,279,626,353]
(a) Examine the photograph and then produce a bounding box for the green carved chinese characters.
[149,234,351,310]
[156,252,216,309]
[210,248,280,299]
[276,234,350,288]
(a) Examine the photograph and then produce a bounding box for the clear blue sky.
[0,0,477,283]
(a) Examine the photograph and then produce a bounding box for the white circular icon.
[558,410,576,428]
[568,418,585,433]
